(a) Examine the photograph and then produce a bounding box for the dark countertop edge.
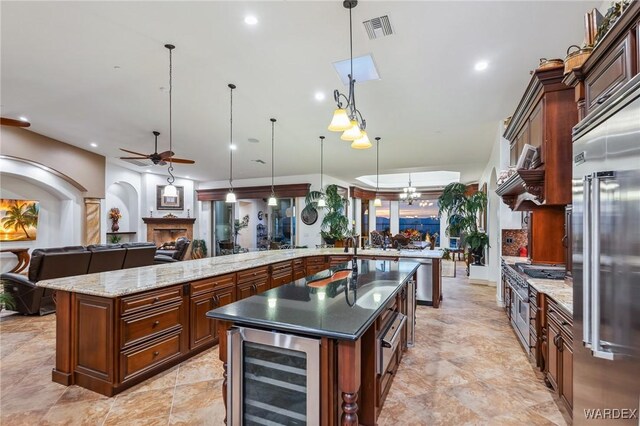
[207,262,419,341]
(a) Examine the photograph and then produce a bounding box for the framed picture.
[516,144,538,170]
[156,185,184,210]
[0,199,40,241]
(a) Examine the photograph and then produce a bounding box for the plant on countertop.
[303,184,349,244]
[438,182,488,266]
[191,239,208,259]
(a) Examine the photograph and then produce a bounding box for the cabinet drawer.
[586,33,633,113]
[293,258,304,268]
[293,268,306,280]
[120,303,183,349]
[190,274,235,296]
[547,298,572,340]
[120,286,183,316]
[237,267,269,285]
[271,261,292,275]
[271,273,293,288]
[329,255,351,266]
[120,330,183,382]
[306,256,326,265]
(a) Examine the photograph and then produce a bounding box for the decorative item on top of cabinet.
[563,0,639,120]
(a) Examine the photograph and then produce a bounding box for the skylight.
[332,54,380,86]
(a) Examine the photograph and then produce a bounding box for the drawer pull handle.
[153,351,160,357]
[561,321,569,326]
[596,93,611,105]
[153,297,160,303]
[153,320,160,327]
[253,272,257,276]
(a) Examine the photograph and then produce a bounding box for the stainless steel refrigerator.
[572,73,640,424]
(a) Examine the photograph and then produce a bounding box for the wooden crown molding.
[196,183,311,201]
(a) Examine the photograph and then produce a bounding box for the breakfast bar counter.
[36,248,437,398]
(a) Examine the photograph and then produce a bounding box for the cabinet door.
[561,339,573,411]
[528,101,544,162]
[190,293,217,349]
[255,279,269,294]
[237,282,255,301]
[211,286,235,341]
[546,320,560,391]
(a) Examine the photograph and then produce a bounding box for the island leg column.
[217,320,232,425]
[338,338,361,425]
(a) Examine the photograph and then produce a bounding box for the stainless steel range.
[502,262,530,350]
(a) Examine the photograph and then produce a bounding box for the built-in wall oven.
[503,264,530,350]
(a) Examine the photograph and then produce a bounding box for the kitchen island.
[207,258,419,425]
[36,248,433,398]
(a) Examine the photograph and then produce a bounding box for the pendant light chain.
[167,45,175,186]
[320,136,324,189]
[229,85,234,190]
[376,137,380,192]
[271,119,275,192]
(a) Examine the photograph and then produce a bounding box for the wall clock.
[257,211,264,221]
[301,207,318,226]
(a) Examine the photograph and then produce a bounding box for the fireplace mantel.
[142,217,196,246]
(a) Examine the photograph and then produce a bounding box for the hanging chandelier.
[400,174,421,205]
[226,84,237,203]
[317,136,326,207]
[162,44,177,198]
[327,0,371,150]
[268,118,278,206]
[373,137,382,207]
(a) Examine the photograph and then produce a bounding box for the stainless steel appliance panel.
[572,73,640,424]
[412,259,433,305]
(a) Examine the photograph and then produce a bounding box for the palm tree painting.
[0,199,39,241]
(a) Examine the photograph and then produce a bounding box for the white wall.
[0,158,84,272]
[475,121,524,294]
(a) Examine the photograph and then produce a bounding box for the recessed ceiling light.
[185,175,190,179]
[18,116,28,122]
[90,142,98,148]
[474,61,489,71]
[244,16,258,25]
[113,65,121,69]
[230,144,237,150]
[146,169,151,173]
[314,92,325,101]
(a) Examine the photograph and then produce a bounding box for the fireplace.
[142,217,196,248]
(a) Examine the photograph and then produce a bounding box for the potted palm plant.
[303,184,349,245]
[438,183,488,265]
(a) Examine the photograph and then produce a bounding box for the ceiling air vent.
[121,158,150,167]
[363,15,393,40]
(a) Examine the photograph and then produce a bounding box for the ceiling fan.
[1,117,31,127]
[119,131,195,165]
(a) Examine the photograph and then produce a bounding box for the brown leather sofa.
[1,242,157,315]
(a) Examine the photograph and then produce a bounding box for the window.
[361,202,369,237]
[213,200,234,255]
[375,200,390,234]
[398,200,440,246]
[270,198,295,247]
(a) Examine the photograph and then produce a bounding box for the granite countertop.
[37,248,440,298]
[207,259,419,341]
[527,277,573,315]
[501,256,573,315]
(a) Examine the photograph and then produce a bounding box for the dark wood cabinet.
[270,261,293,289]
[306,256,328,276]
[585,33,633,115]
[547,318,561,391]
[236,266,269,299]
[189,284,234,349]
[529,207,566,264]
[293,258,306,280]
[544,295,573,416]
[328,255,352,267]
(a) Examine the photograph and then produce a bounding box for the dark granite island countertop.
[207,258,419,341]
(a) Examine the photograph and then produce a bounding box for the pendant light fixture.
[162,44,178,198]
[373,137,382,207]
[267,118,278,206]
[328,0,370,149]
[226,84,237,203]
[400,173,421,205]
[317,136,326,208]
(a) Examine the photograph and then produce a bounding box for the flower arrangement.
[401,229,422,241]
[108,208,122,221]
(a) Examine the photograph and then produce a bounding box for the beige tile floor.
[0,266,570,425]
